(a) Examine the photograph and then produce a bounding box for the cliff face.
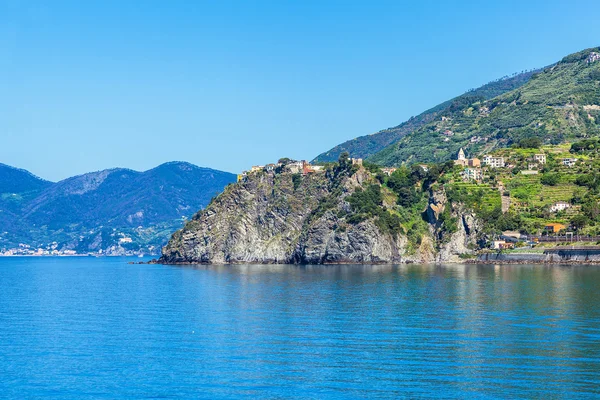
[160,167,480,264]
[425,187,482,263]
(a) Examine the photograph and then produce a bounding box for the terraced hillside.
[369,47,600,167]
[444,143,600,235]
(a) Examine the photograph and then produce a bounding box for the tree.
[582,197,600,221]
[338,152,351,170]
[410,164,427,181]
[570,214,589,230]
[387,167,413,192]
[518,137,542,149]
[396,187,419,208]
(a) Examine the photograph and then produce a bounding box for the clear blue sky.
[1,0,599,181]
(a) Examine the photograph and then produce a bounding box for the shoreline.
[147,257,600,266]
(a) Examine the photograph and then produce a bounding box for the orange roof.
[545,223,567,232]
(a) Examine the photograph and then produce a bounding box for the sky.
[1,0,600,181]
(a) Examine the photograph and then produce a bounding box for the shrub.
[540,173,560,186]
[292,174,302,190]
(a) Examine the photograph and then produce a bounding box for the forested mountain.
[0,162,236,254]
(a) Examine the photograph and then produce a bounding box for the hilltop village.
[237,158,363,181]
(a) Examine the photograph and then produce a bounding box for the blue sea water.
[1,258,600,399]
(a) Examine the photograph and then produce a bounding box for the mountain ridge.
[0,161,236,254]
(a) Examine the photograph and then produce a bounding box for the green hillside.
[312,69,539,163]
[369,47,600,166]
[441,143,600,235]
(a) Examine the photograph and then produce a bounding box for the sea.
[1,257,599,399]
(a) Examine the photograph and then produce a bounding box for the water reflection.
[170,263,600,397]
[1,259,600,398]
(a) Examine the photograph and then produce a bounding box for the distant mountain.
[312,69,541,163]
[0,164,52,211]
[369,47,600,166]
[0,163,52,194]
[0,162,236,254]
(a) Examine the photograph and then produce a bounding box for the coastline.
[148,255,600,266]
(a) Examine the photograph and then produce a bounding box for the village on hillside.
[447,142,600,250]
[237,157,363,181]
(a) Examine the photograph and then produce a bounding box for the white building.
[533,154,546,164]
[286,161,304,174]
[550,201,571,213]
[461,167,482,181]
[562,158,578,167]
[482,155,505,168]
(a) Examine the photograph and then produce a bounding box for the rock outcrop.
[160,167,480,264]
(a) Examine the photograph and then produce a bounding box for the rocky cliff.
[160,165,482,264]
[427,187,482,263]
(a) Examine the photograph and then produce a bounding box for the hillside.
[312,69,539,163]
[369,47,600,166]
[0,162,236,255]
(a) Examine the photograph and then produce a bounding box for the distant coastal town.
[0,238,154,257]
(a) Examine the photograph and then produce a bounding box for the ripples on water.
[1,258,600,398]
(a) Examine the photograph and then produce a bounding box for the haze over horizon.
[2,0,600,181]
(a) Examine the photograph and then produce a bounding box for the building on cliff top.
[381,167,397,176]
[264,163,276,172]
